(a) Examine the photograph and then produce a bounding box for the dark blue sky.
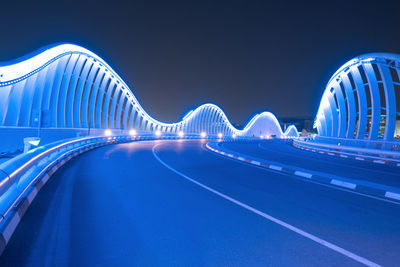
[0,0,399,125]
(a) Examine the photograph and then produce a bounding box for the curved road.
[1,140,399,266]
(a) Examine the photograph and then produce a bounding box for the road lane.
[1,140,398,266]
[152,141,400,266]
[220,140,400,188]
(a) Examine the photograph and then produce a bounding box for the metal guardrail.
[0,133,280,254]
[0,135,137,222]
[0,133,238,224]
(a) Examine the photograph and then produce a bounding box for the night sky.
[1,0,400,125]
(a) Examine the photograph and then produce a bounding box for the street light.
[129,129,137,136]
[200,132,207,138]
[218,133,223,139]
[105,129,112,136]
[178,131,184,138]
[155,130,162,137]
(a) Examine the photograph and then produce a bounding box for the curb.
[292,141,400,167]
[0,140,117,255]
[206,142,400,203]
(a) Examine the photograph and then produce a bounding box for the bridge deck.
[1,140,399,266]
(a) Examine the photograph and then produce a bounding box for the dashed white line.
[294,171,313,179]
[355,157,364,161]
[269,165,283,171]
[330,179,357,190]
[385,192,400,201]
[153,144,382,267]
[204,143,400,205]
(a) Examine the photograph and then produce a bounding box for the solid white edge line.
[152,144,381,267]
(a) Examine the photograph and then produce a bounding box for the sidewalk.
[206,141,400,203]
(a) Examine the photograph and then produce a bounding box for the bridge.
[0,44,399,266]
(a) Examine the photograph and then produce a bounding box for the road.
[1,140,399,266]
[220,140,400,188]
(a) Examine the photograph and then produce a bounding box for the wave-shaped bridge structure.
[0,44,297,139]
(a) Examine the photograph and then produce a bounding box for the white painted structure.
[315,53,400,141]
[0,44,297,139]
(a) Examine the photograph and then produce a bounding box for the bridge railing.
[0,133,239,230]
[0,135,136,221]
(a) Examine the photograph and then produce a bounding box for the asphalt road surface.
[1,140,399,266]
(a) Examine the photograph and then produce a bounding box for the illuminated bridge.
[314,53,400,141]
[0,45,399,266]
[0,43,297,148]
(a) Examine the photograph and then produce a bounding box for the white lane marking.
[328,152,335,156]
[152,144,381,267]
[237,157,245,161]
[373,160,385,164]
[203,143,400,206]
[385,192,400,201]
[251,160,261,166]
[269,165,282,171]
[294,171,312,179]
[330,179,357,190]
[340,154,348,158]
[355,157,364,161]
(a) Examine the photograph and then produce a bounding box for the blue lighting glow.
[0,44,298,139]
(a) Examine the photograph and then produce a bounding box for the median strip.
[206,142,400,204]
